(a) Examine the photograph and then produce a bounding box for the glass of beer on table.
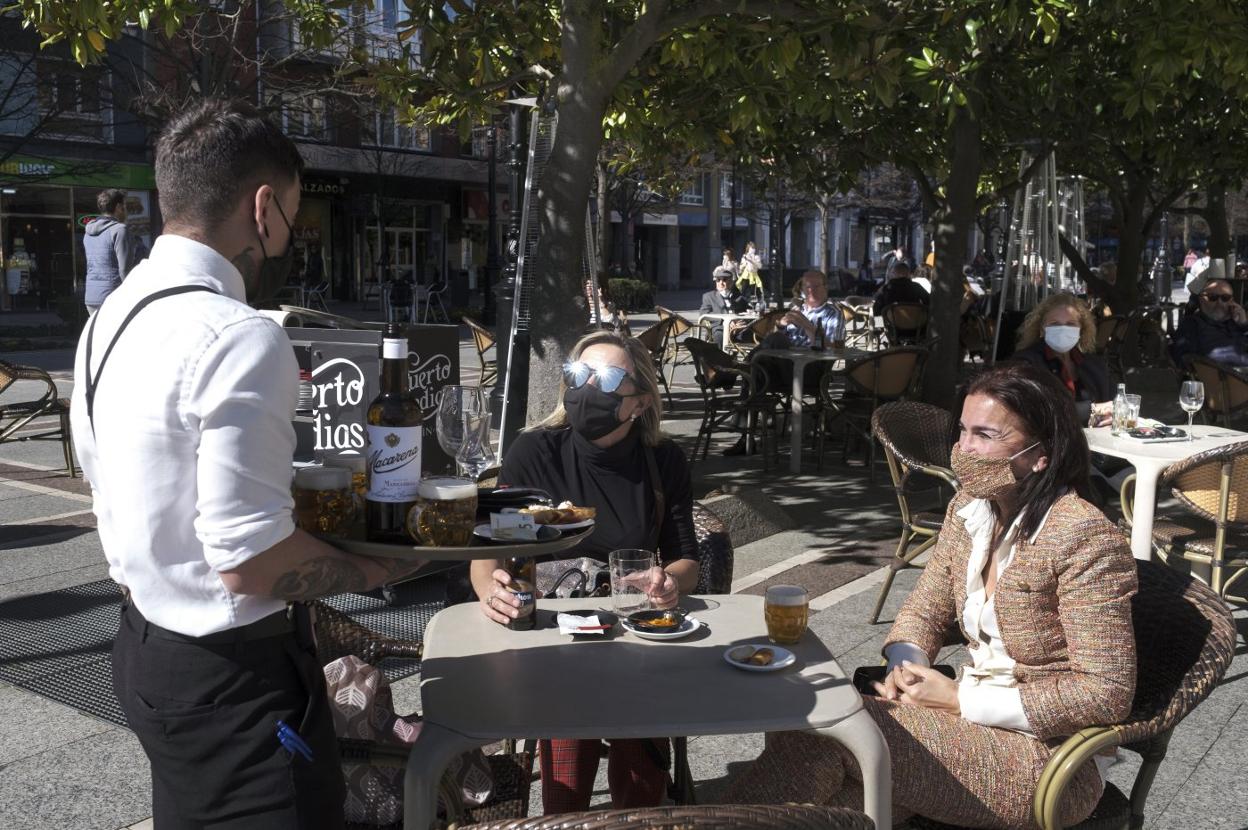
[764,584,809,645]
[293,466,357,535]
[409,476,478,546]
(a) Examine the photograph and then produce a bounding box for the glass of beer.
[764,584,809,645]
[293,466,357,536]
[324,455,367,515]
[410,476,478,546]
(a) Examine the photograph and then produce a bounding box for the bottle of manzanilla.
[505,555,536,631]
[365,323,423,543]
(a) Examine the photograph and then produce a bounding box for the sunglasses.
[1203,294,1234,303]
[563,361,641,395]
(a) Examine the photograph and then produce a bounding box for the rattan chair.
[0,358,76,476]
[683,337,782,467]
[463,317,498,387]
[656,306,696,387]
[636,318,676,406]
[727,311,785,358]
[881,302,928,346]
[1119,438,1248,602]
[867,401,957,624]
[310,600,534,829]
[815,346,927,478]
[1185,356,1248,428]
[461,804,873,829]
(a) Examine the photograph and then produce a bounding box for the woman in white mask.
[724,363,1137,828]
[1011,292,1113,426]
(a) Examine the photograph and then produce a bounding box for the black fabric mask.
[564,383,625,440]
[251,195,295,306]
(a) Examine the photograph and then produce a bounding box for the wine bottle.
[365,323,423,542]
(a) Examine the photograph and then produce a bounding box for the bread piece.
[747,648,774,666]
[520,504,597,525]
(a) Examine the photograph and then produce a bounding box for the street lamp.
[489,98,528,442]
[483,124,499,325]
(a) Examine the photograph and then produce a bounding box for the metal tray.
[318,526,594,561]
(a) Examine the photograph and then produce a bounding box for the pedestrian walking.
[83,189,141,314]
[70,98,424,829]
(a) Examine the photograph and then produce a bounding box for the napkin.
[556,613,603,635]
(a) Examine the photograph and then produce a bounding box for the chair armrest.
[1120,473,1136,527]
[916,464,958,489]
[1032,726,1122,830]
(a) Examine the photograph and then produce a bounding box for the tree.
[593,136,694,277]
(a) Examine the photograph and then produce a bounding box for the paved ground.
[0,290,1244,829]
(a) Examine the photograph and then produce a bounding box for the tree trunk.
[596,161,610,276]
[817,198,830,275]
[1109,172,1149,310]
[524,90,608,425]
[1206,182,1230,258]
[926,108,981,409]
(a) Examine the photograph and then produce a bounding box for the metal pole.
[483,125,499,325]
[490,104,525,432]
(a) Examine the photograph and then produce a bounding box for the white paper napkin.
[556,613,604,635]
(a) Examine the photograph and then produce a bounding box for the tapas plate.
[1126,425,1187,441]
[472,523,562,543]
[621,616,702,641]
[723,644,797,672]
[549,518,596,532]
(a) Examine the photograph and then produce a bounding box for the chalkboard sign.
[286,325,461,475]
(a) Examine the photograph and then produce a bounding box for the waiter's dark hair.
[955,362,1092,540]
[97,189,126,215]
[155,98,303,231]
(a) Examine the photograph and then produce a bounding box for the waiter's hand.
[481,568,522,626]
[644,566,679,609]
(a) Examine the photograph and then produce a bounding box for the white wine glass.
[436,386,494,478]
[1179,380,1205,442]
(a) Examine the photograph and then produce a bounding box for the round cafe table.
[698,311,758,350]
[1084,424,1248,560]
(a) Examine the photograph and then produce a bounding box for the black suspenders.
[84,285,219,435]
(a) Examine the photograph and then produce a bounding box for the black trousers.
[113,602,346,830]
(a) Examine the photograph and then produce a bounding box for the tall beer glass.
[410,476,478,546]
[764,584,809,645]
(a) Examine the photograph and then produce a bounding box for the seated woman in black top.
[470,329,698,814]
[1010,292,1113,426]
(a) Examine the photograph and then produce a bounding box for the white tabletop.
[1085,424,1248,560]
[698,312,758,350]
[419,594,862,739]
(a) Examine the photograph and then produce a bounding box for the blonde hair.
[1017,292,1097,353]
[531,330,664,446]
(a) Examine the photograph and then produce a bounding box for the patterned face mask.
[950,441,1039,500]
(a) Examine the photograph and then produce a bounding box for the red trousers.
[539,738,669,814]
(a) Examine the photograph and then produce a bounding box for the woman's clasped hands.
[872,661,961,716]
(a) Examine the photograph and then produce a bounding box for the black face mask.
[251,194,295,306]
[564,384,625,440]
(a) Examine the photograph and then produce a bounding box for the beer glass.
[293,466,356,536]
[411,476,478,546]
[610,549,656,615]
[324,455,367,515]
[764,584,809,645]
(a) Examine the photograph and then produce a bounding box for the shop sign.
[0,160,57,177]
[0,154,155,190]
[301,176,350,197]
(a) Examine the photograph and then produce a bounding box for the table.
[753,346,872,474]
[698,312,758,351]
[1085,424,1248,560]
[403,594,891,829]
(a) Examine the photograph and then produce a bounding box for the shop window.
[284,95,330,142]
[36,59,107,141]
[679,174,705,206]
[1,184,71,217]
[373,107,431,150]
[720,173,744,209]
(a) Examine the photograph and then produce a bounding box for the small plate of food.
[473,523,563,543]
[723,644,797,672]
[621,609,702,640]
[519,502,597,531]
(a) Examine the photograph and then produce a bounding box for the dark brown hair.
[155,98,303,231]
[96,189,126,215]
[956,362,1092,539]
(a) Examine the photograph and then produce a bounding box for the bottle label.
[366,425,422,502]
[382,338,407,360]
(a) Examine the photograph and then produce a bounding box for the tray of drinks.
[317,526,595,561]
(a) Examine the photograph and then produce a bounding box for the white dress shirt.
[71,235,298,636]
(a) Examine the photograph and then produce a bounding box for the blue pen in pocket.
[276,720,314,762]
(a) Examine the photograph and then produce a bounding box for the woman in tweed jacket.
[728,363,1137,828]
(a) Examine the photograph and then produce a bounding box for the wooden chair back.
[845,347,925,401]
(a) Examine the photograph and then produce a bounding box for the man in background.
[83,189,141,314]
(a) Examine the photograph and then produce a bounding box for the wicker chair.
[463,317,498,388]
[310,600,534,829]
[656,306,696,387]
[727,311,785,358]
[0,358,76,476]
[1185,356,1248,428]
[461,804,873,829]
[635,318,675,406]
[912,561,1235,830]
[1119,438,1248,602]
[881,302,928,346]
[867,402,957,624]
[815,346,927,478]
[683,337,782,467]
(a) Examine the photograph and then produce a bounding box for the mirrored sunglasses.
[563,361,638,394]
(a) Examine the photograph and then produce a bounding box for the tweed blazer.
[885,489,1137,742]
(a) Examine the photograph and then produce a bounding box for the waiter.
[70,98,424,828]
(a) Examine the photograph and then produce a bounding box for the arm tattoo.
[271,556,369,601]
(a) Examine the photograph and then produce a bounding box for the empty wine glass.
[436,386,495,478]
[1179,380,1205,442]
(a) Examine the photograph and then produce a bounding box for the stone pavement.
[0,292,1244,829]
